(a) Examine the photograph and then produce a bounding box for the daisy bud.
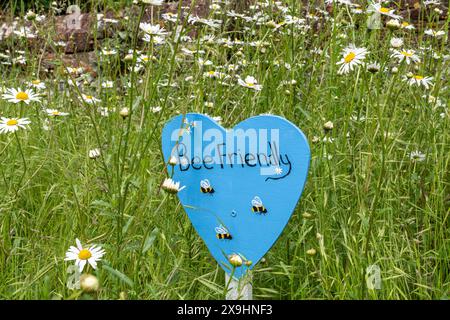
[311,136,320,144]
[414,65,420,71]
[26,10,37,21]
[390,37,403,48]
[119,107,129,119]
[306,248,317,256]
[80,274,99,293]
[391,67,399,74]
[119,292,128,300]
[427,95,436,104]
[316,233,323,240]
[323,121,334,131]
[123,54,134,62]
[406,72,414,78]
[266,21,278,29]
[168,156,178,166]
[302,212,312,219]
[228,254,243,267]
[386,19,400,30]
[260,257,267,263]
[434,8,443,15]
[244,260,253,267]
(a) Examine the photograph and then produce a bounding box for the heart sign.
[162,113,310,279]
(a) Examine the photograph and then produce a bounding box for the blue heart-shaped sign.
[162,113,310,279]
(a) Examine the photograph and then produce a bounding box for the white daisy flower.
[161,178,186,194]
[137,54,155,64]
[0,117,31,134]
[45,109,69,117]
[203,70,228,79]
[410,150,426,162]
[424,29,446,38]
[390,37,403,48]
[29,79,46,90]
[13,26,37,38]
[2,88,41,104]
[197,58,213,67]
[367,2,402,19]
[64,238,106,272]
[238,76,263,91]
[366,62,381,73]
[391,49,420,64]
[88,148,101,159]
[98,107,114,117]
[143,34,166,45]
[400,21,415,30]
[212,116,222,124]
[403,75,434,89]
[101,81,114,88]
[325,0,358,7]
[66,67,84,75]
[141,0,164,5]
[336,44,368,75]
[101,48,117,56]
[423,0,441,6]
[139,23,167,37]
[81,94,101,104]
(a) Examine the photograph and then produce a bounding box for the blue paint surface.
[162,113,310,279]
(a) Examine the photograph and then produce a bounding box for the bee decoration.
[251,196,268,214]
[215,224,232,240]
[200,179,215,194]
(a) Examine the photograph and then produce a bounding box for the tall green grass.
[0,0,448,299]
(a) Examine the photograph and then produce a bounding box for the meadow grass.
[0,0,448,299]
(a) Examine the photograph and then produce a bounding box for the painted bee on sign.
[200,179,215,194]
[251,196,268,214]
[215,224,232,240]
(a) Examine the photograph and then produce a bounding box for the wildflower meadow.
[0,0,448,300]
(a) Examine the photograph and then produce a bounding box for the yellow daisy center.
[32,80,40,85]
[208,71,215,75]
[402,22,410,27]
[414,75,424,80]
[52,111,60,116]
[16,91,29,101]
[246,82,255,86]
[379,7,390,13]
[6,119,18,126]
[78,249,92,260]
[85,95,93,100]
[344,52,356,63]
[401,51,413,57]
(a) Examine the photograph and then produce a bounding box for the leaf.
[122,215,134,236]
[196,277,223,294]
[142,228,159,254]
[90,200,113,209]
[132,96,142,111]
[103,265,134,288]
